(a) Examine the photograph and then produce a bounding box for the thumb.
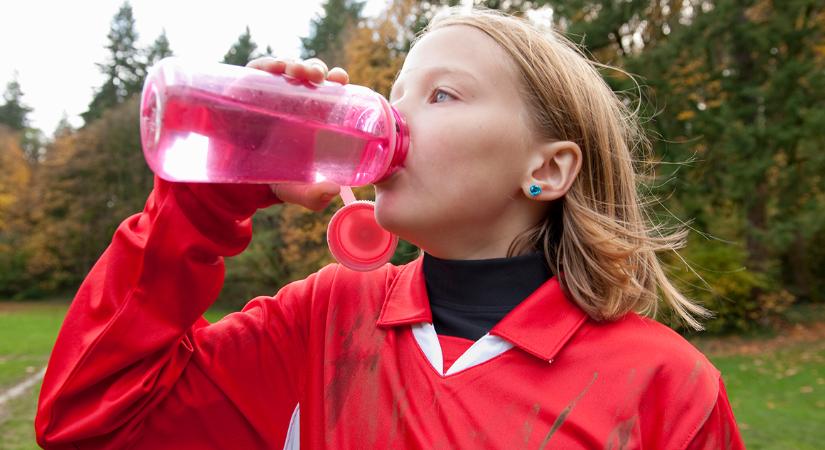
[271,181,341,210]
[305,181,342,202]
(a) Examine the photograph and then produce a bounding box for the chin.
[374,197,401,233]
[375,196,418,242]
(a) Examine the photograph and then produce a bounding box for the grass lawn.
[0,380,41,450]
[709,343,825,450]
[0,300,823,449]
[0,301,68,450]
[0,301,234,449]
[0,302,67,392]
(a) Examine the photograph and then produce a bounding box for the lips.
[376,166,403,186]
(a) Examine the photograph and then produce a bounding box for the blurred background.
[0,0,823,448]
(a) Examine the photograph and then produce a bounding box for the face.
[374,25,540,257]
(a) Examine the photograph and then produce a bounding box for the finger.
[305,63,327,84]
[271,182,340,211]
[327,67,350,85]
[305,181,341,203]
[305,194,337,211]
[284,61,310,80]
[247,56,289,75]
[300,182,340,211]
[246,56,275,69]
[304,58,329,76]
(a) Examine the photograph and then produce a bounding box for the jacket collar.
[376,255,589,362]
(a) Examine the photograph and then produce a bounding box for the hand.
[245,57,350,211]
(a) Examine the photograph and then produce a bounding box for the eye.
[430,88,456,104]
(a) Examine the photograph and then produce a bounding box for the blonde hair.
[417,7,711,330]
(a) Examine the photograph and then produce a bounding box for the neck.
[422,250,552,308]
[424,208,547,260]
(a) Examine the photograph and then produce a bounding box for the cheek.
[407,120,492,187]
[375,111,527,229]
[410,126,464,170]
[418,118,522,186]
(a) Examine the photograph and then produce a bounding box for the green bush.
[665,235,795,334]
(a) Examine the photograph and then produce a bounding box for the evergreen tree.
[0,124,33,296]
[28,96,153,293]
[537,0,825,329]
[53,112,74,138]
[301,0,365,68]
[641,0,825,305]
[0,75,33,131]
[223,26,258,66]
[20,128,45,166]
[82,1,144,124]
[0,75,44,164]
[146,28,173,66]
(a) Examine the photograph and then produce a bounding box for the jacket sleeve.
[34,176,320,448]
[683,377,747,450]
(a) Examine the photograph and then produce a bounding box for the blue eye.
[431,89,455,103]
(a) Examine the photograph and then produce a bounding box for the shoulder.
[278,259,407,296]
[576,314,722,448]
[235,260,411,332]
[580,313,720,380]
[573,313,721,411]
[327,260,408,291]
[270,259,415,319]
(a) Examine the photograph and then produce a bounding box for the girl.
[36,7,745,449]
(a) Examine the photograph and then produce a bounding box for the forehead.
[392,25,519,92]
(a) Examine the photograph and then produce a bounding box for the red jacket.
[36,177,745,449]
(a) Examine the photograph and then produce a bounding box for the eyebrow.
[389,66,479,102]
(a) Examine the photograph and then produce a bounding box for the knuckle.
[250,56,274,65]
[306,58,328,71]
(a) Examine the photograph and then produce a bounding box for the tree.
[28,97,153,294]
[278,0,468,275]
[82,1,144,124]
[222,1,439,306]
[0,75,45,164]
[301,0,365,69]
[53,113,74,138]
[20,127,45,166]
[146,28,173,66]
[650,0,825,305]
[0,125,33,296]
[539,0,825,330]
[223,26,258,66]
[0,75,33,131]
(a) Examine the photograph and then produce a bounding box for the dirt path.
[0,366,46,424]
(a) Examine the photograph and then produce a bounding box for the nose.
[390,96,410,125]
[389,97,410,127]
[389,88,407,111]
[390,97,403,111]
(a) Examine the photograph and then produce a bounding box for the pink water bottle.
[139,57,409,186]
[139,57,407,272]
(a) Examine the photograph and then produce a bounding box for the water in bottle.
[140,57,409,186]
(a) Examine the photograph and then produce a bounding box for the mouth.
[375,166,404,187]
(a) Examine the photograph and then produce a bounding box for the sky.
[0,0,388,136]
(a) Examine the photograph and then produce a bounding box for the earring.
[528,184,542,197]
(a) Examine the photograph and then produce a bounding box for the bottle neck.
[375,106,409,183]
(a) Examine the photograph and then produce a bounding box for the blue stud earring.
[529,184,542,197]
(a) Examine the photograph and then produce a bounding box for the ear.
[522,140,582,201]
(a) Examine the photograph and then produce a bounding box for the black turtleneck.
[422,251,553,341]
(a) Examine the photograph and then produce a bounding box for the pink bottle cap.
[327,186,398,271]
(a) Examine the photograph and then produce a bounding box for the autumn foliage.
[1,1,824,334]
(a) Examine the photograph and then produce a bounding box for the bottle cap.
[327,187,398,271]
[373,106,409,184]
